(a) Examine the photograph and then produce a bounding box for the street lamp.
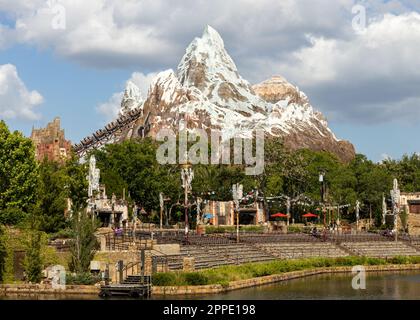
[232,183,243,244]
[181,164,194,242]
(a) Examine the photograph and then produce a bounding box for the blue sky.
[1,0,420,162]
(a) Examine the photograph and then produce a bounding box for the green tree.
[22,207,44,283]
[94,139,181,212]
[24,230,43,283]
[0,121,39,224]
[64,154,88,213]
[69,211,99,274]
[37,160,68,233]
[0,226,6,282]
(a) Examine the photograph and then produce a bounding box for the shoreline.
[1,264,419,297]
[152,264,420,296]
[0,284,100,296]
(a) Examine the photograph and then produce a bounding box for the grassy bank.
[152,256,420,287]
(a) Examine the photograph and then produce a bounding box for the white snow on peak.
[151,69,185,104]
[125,80,142,101]
[176,26,267,115]
[112,26,340,144]
[119,80,144,116]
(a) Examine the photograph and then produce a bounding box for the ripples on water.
[1,271,420,300]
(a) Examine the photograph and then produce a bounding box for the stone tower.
[30,117,72,162]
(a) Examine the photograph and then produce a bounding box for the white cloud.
[280,13,420,86]
[128,71,159,97]
[2,0,420,125]
[275,12,420,123]
[96,71,158,122]
[96,91,123,122]
[0,63,43,120]
[0,0,357,68]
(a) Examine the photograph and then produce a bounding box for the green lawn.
[152,256,420,286]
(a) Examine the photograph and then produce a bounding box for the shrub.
[151,255,420,287]
[184,272,209,285]
[66,272,101,285]
[152,273,178,286]
[389,256,410,265]
[287,226,303,233]
[217,280,230,288]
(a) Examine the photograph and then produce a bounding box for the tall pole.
[286,197,291,227]
[319,172,325,231]
[391,179,400,242]
[159,192,164,230]
[232,184,243,244]
[184,186,188,238]
[356,200,360,234]
[181,165,194,243]
[382,194,387,226]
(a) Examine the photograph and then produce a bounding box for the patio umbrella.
[271,213,288,218]
[302,213,318,218]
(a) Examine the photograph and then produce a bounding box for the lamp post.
[232,183,243,244]
[181,164,194,242]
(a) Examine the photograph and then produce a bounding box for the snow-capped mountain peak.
[117,26,356,162]
[119,81,144,116]
[176,26,266,116]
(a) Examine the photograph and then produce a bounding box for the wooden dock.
[99,275,152,298]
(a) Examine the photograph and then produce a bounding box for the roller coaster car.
[116,117,126,125]
[105,121,117,132]
[129,109,142,117]
[93,129,107,139]
[82,136,94,146]
[73,143,82,151]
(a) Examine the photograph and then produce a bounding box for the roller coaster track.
[73,109,151,158]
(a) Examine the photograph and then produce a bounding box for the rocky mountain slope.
[117,26,355,162]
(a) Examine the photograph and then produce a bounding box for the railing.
[123,261,142,279]
[48,239,73,252]
[104,230,153,251]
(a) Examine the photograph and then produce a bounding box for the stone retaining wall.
[152,264,420,296]
[0,284,99,295]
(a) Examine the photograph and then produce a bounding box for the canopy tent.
[302,213,318,218]
[271,213,288,218]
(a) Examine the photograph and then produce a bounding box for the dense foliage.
[1,119,420,229]
[0,121,39,224]
[92,138,182,212]
[68,212,99,274]
[0,226,5,282]
[24,230,43,283]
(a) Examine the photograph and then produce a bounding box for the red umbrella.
[271,213,288,218]
[303,213,318,218]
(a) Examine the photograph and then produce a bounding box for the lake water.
[1,271,420,300]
